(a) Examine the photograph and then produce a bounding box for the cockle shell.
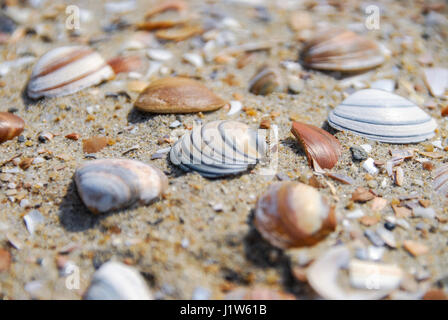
[328,89,437,143]
[27,46,114,99]
[135,77,226,113]
[84,261,153,300]
[74,159,167,214]
[301,28,385,72]
[433,164,448,197]
[170,120,266,178]
[254,182,336,249]
[0,112,24,143]
[225,287,295,300]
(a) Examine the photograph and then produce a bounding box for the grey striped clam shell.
[74,159,168,214]
[328,89,437,143]
[433,164,448,197]
[170,120,266,178]
[27,45,114,99]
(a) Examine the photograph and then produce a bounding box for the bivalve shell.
[328,89,437,143]
[433,164,448,197]
[254,182,336,249]
[27,46,114,99]
[135,77,226,113]
[74,159,168,214]
[0,112,25,143]
[170,120,266,178]
[248,66,284,96]
[301,28,385,72]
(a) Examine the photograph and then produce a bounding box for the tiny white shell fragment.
[84,261,153,300]
[147,49,173,61]
[346,209,364,219]
[227,100,242,116]
[412,207,436,219]
[349,260,403,291]
[23,209,45,235]
[423,68,448,97]
[363,158,378,175]
[360,144,372,153]
[104,0,136,13]
[183,53,204,68]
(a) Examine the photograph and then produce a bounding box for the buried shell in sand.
[74,159,167,214]
[328,89,437,143]
[26,46,114,99]
[170,120,266,178]
[433,164,448,197]
[0,112,25,143]
[254,182,336,249]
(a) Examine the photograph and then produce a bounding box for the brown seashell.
[107,55,145,74]
[301,28,385,72]
[137,20,185,31]
[0,112,25,143]
[225,287,295,300]
[351,187,375,203]
[0,248,11,272]
[82,136,111,153]
[65,133,80,140]
[144,0,187,19]
[134,77,226,113]
[254,182,336,249]
[155,25,203,41]
[249,66,284,96]
[291,122,342,170]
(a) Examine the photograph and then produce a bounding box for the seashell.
[349,259,403,291]
[147,48,173,61]
[170,120,266,178]
[144,0,187,20]
[301,28,385,72]
[432,164,448,197]
[74,159,167,214]
[155,24,203,41]
[134,77,226,113]
[27,46,114,99]
[0,112,25,143]
[422,67,448,97]
[225,287,295,300]
[291,121,342,170]
[82,136,111,154]
[328,89,437,143]
[248,66,284,96]
[254,182,336,249]
[107,55,145,74]
[84,261,153,300]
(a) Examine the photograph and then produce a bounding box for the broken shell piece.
[27,46,114,99]
[82,136,110,154]
[74,159,168,214]
[249,66,284,96]
[85,261,153,300]
[328,89,437,143]
[433,164,448,197]
[422,68,448,97]
[301,28,384,72]
[349,259,403,291]
[291,122,342,170]
[225,287,295,300]
[155,25,203,41]
[254,182,336,249]
[135,77,226,113]
[0,112,25,143]
[107,55,145,74]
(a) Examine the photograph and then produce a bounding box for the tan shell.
[301,28,385,72]
[248,66,283,96]
[134,77,226,113]
[0,112,25,143]
[155,25,203,41]
[254,182,336,249]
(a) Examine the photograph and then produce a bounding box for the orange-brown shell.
[291,121,342,170]
[134,77,226,113]
[0,112,25,143]
[254,182,336,249]
[155,25,203,41]
[107,55,145,74]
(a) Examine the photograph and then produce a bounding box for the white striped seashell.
[74,159,167,214]
[170,120,266,178]
[27,46,114,99]
[422,67,448,97]
[84,261,153,300]
[328,89,437,143]
[433,164,448,197]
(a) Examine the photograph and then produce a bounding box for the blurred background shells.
[0,112,25,143]
[84,261,153,300]
[170,120,266,178]
[433,164,448,197]
[291,121,341,170]
[134,77,226,113]
[27,46,114,99]
[74,159,168,214]
[248,66,284,96]
[225,287,295,300]
[254,182,336,249]
[328,89,437,143]
[301,28,385,72]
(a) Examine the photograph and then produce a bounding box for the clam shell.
[328,89,437,143]
[74,159,168,214]
[433,164,448,197]
[170,120,266,178]
[248,66,284,96]
[0,112,25,143]
[135,77,226,113]
[84,261,153,300]
[254,182,336,249]
[27,46,114,99]
[301,28,385,72]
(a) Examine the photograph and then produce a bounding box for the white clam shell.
[84,261,153,300]
[27,46,114,99]
[74,159,167,214]
[328,89,437,143]
[170,120,266,178]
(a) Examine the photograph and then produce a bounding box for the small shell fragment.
[422,68,448,97]
[0,112,25,143]
[74,159,168,214]
[82,136,110,154]
[349,259,403,291]
[433,164,448,197]
[249,66,283,96]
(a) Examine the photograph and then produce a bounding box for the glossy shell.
[249,66,283,96]
[134,77,226,113]
[328,89,437,143]
[301,28,385,72]
[254,182,336,249]
[170,120,266,178]
[27,46,114,99]
[0,112,25,143]
[74,159,168,214]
